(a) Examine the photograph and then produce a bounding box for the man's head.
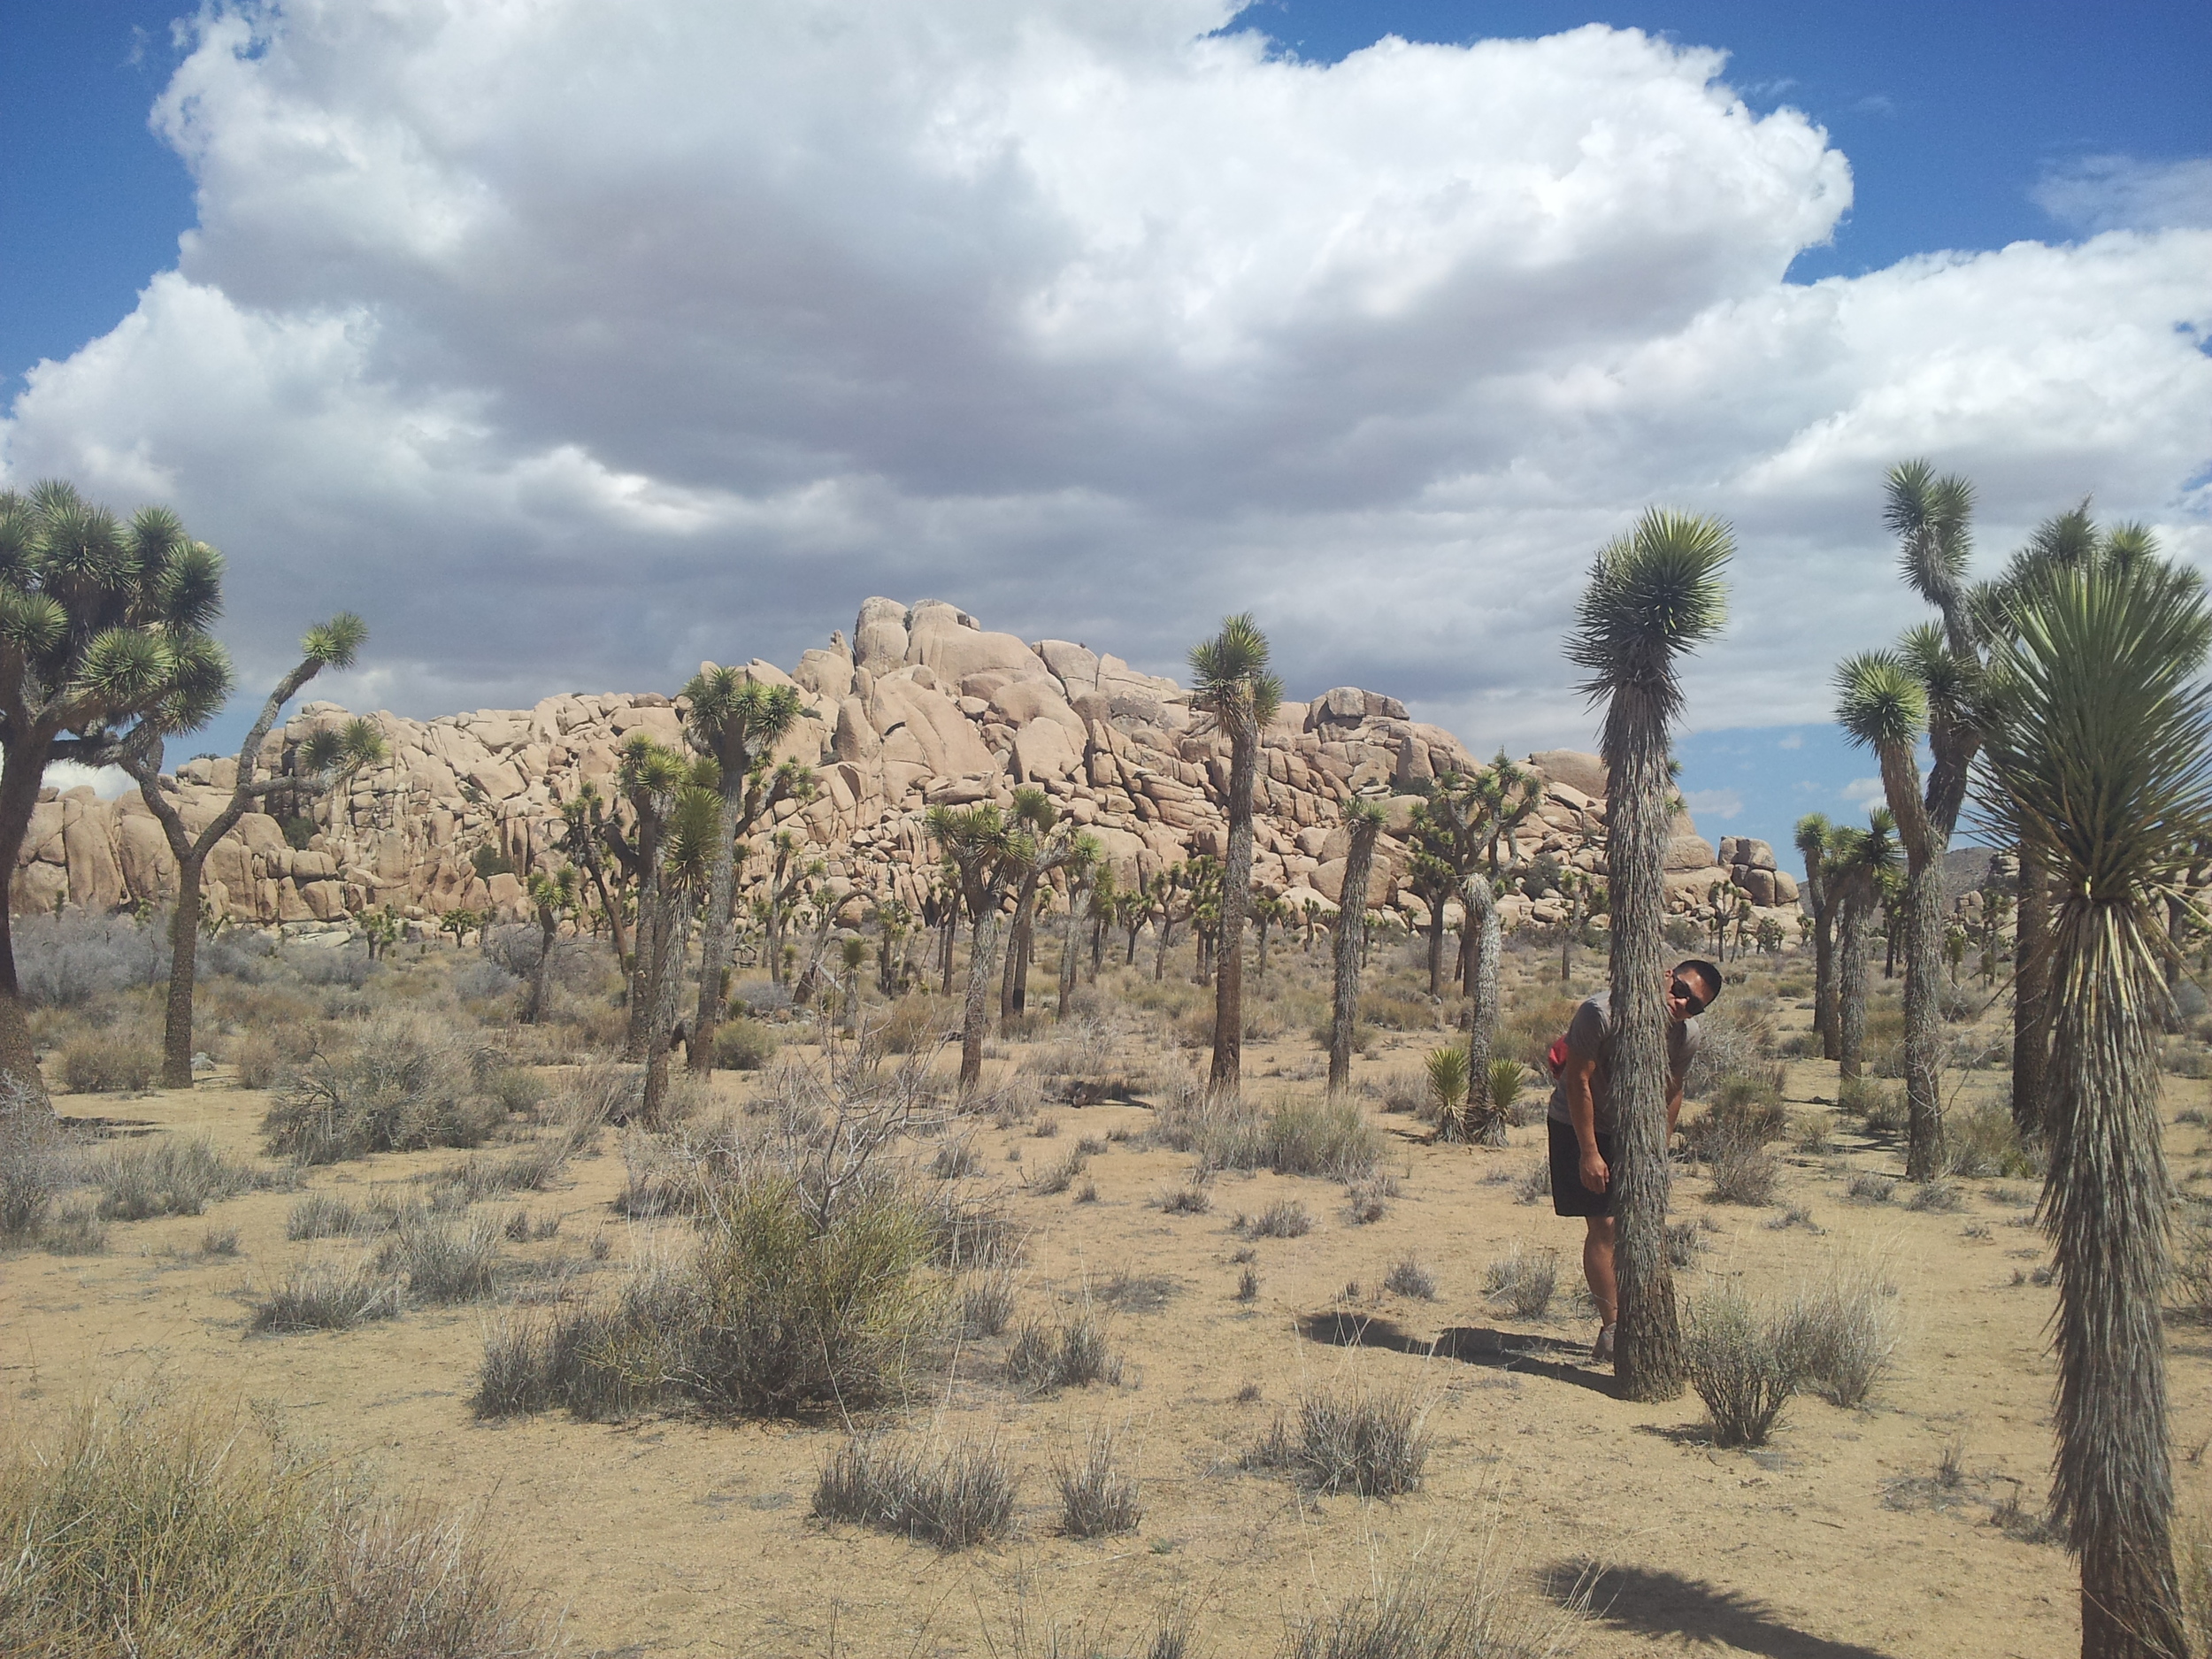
[1667,960,1722,1022]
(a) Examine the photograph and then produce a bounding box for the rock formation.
[10,598,1799,941]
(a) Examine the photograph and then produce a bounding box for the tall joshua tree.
[1189,613,1283,1096]
[1828,810,1898,1081]
[1056,839,1101,1018]
[680,669,808,1073]
[0,482,233,1118]
[1793,813,1838,1059]
[1565,506,1732,1402]
[931,788,1087,1092]
[523,865,580,1025]
[1833,460,1985,1178]
[119,613,382,1087]
[1326,798,1387,1096]
[1978,560,2212,1659]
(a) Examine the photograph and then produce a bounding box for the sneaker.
[1592,1324,1616,1365]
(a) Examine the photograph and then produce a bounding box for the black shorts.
[1548,1118,1615,1218]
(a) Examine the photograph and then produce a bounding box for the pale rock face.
[1010,719,1080,785]
[1663,834,1719,873]
[854,597,910,675]
[905,603,1041,684]
[1528,749,1609,798]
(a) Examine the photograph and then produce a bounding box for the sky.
[3,0,2208,859]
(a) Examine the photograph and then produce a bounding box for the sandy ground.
[6,972,2209,1659]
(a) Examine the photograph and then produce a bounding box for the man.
[1547,958,1721,1364]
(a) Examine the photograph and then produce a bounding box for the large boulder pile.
[10,598,1799,940]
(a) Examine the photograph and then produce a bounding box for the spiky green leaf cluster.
[1566,509,1732,722]
[0,480,234,750]
[1188,612,1284,732]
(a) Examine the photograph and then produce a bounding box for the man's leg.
[1583,1217,1617,1358]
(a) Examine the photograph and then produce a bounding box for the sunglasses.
[1669,977,1712,1016]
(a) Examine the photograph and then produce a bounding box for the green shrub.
[93,1136,272,1221]
[261,1014,510,1164]
[1684,1283,1801,1448]
[58,1035,160,1094]
[1945,1101,2043,1179]
[0,1401,550,1658]
[713,1017,780,1072]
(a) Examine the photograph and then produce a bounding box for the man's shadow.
[1296,1311,1613,1394]
[1549,1564,1901,1659]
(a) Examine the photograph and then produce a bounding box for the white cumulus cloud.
[3,1,2208,754]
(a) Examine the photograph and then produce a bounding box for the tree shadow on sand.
[1547,1564,1901,1659]
[1295,1311,1613,1395]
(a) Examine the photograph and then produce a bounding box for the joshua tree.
[758,829,826,988]
[999,795,1065,1019]
[1827,810,1899,1080]
[1565,506,1732,1402]
[603,735,694,1061]
[929,788,1085,1090]
[1554,864,1602,983]
[680,668,810,1074]
[1188,613,1282,1094]
[1406,849,1459,997]
[1251,889,1286,987]
[1832,460,1986,1178]
[1409,772,1513,1138]
[0,481,233,1116]
[1085,868,1118,976]
[522,866,579,1025]
[439,908,480,949]
[1794,813,1838,1057]
[558,782,631,964]
[1978,557,2210,1659]
[1327,798,1387,1095]
[1056,839,1101,1018]
[118,615,380,1087]
[1146,863,1197,982]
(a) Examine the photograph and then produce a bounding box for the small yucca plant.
[1425,1047,1469,1140]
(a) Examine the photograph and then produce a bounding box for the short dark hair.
[1676,960,1723,1006]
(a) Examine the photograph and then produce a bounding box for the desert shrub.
[713,1017,779,1072]
[812,1435,1016,1551]
[960,1264,1018,1338]
[57,1032,161,1094]
[1498,992,1581,1071]
[11,913,166,1007]
[933,1136,981,1179]
[2185,1508,2212,1659]
[199,1225,241,1256]
[1238,1200,1312,1240]
[1343,1175,1391,1225]
[41,1202,108,1254]
[1686,1007,1774,1098]
[552,1060,641,1133]
[1021,1018,1119,1080]
[1682,1068,1787,1156]
[1374,1067,1427,1117]
[1360,987,1441,1033]
[876,992,948,1054]
[261,1014,512,1164]
[487,1169,945,1418]
[291,944,375,988]
[1054,1426,1142,1538]
[1383,1256,1437,1300]
[0,1400,551,1659]
[1945,1101,2043,1179]
[1283,1551,1582,1659]
[1684,1283,1801,1448]
[1236,1266,1260,1302]
[1027,1148,1089,1196]
[452,959,522,1004]
[426,1141,569,1203]
[1156,1179,1212,1216]
[2175,1217,2212,1323]
[232,1033,282,1090]
[1847,1172,1896,1204]
[373,1214,502,1304]
[1009,1303,1123,1390]
[1786,1264,1900,1408]
[1834,1075,1887,1117]
[1906,1180,1962,1213]
[92,1135,270,1220]
[250,1259,401,1333]
[1667,1220,1703,1267]
[1704,1137,1781,1207]
[1246,1385,1429,1497]
[1,1111,75,1240]
[1259,1097,1382,1179]
[1482,1243,1559,1317]
[1515,1159,1552,1206]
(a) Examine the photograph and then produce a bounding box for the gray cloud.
[3,2,2208,762]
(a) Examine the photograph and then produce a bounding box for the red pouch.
[1546,1033,1571,1079]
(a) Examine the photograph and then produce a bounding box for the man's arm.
[1564,1052,1607,1192]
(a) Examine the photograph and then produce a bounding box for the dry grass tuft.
[812,1435,1017,1551]
[1483,1244,1560,1318]
[1054,1426,1142,1537]
[1247,1384,1430,1497]
[249,1258,402,1333]
[0,1398,553,1658]
[1009,1302,1124,1391]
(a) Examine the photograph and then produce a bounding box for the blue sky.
[3,2,2208,862]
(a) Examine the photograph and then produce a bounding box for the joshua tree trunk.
[526,909,558,1025]
[1425,905,1446,998]
[1327,816,1382,1095]
[2012,849,2053,1140]
[1255,911,1271,987]
[1837,887,1870,1080]
[1153,910,1172,981]
[1059,880,1087,1018]
[688,791,742,1072]
[959,901,1009,1091]
[641,893,694,1125]
[0,752,51,1118]
[1210,723,1256,1098]
[1603,704,1685,1402]
[1899,854,1948,1179]
[1814,904,1838,1059]
[2046,944,2185,1659]
[940,910,957,994]
[1463,879,1503,1145]
[1000,869,1041,1021]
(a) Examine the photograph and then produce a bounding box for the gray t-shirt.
[1545,989,1701,1136]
